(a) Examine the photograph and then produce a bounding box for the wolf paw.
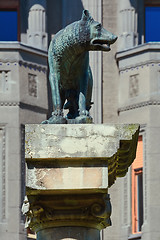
[79,110,90,116]
[75,115,93,124]
[41,110,67,124]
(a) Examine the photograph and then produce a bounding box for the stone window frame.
[144,0,160,43]
[134,0,160,45]
[0,0,20,41]
[131,136,143,234]
[121,127,146,240]
[126,126,147,240]
[145,0,160,6]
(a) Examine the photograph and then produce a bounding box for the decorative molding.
[0,102,19,106]
[120,61,160,73]
[118,100,160,113]
[0,60,47,73]
[0,70,11,92]
[28,74,38,97]
[19,61,47,73]
[129,74,139,98]
[0,61,18,65]
[0,126,6,222]
[22,193,111,232]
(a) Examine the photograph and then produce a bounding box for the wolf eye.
[96,24,101,30]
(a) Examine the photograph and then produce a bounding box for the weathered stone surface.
[25,124,139,188]
[24,192,111,232]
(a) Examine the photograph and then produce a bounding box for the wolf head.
[81,10,117,52]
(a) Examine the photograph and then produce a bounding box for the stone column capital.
[22,192,111,232]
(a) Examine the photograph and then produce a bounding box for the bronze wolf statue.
[42,10,117,124]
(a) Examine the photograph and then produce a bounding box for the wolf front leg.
[79,91,88,116]
[42,72,67,124]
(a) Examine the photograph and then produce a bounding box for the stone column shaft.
[37,227,100,240]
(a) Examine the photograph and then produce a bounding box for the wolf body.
[43,10,117,124]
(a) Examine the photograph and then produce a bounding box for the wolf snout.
[109,34,118,44]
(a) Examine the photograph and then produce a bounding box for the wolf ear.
[81,10,93,22]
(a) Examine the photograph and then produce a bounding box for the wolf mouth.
[91,39,111,51]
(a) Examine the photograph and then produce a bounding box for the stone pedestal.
[23,124,139,239]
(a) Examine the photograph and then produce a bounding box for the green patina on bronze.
[42,10,117,124]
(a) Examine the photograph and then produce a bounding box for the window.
[132,136,143,234]
[145,1,160,42]
[145,7,160,42]
[0,11,18,41]
[0,0,19,41]
[136,1,160,44]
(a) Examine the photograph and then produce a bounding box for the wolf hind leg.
[86,66,93,111]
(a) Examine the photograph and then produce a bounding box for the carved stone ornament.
[129,74,139,98]
[28,73,37,97]
[22,193,111,232]
[21,196,32,228]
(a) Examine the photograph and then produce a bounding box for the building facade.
[0,0,160,240]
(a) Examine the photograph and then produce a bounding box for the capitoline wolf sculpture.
[42,10,117,124]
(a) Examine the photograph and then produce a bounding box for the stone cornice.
[25,124,139,188]
[0,102,47,113]
[0,102,19,106]
[116,43,160,71]
[108,124,139,187]
[0,42,48,57]
[0,42,48,72]
[19,61,47,72]
[119,60,160,73]
[116,42,160,60]
[118,100,160,113]
[0,60,47,72]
